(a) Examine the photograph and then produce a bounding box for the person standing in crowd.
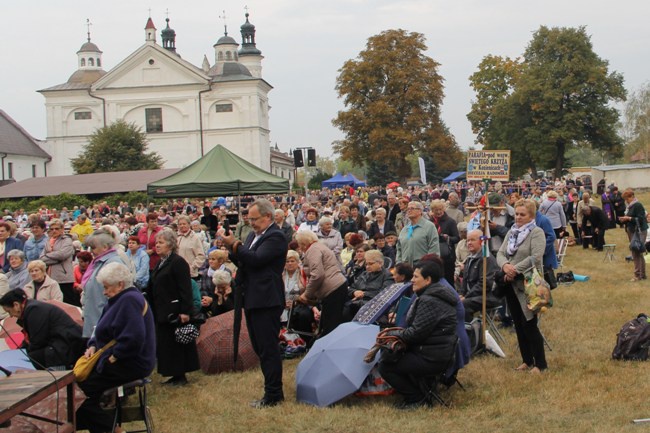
[539,190,567,239]
[577,192,596,249]
[70,214,94,245]
[220,199,288,408]
[445,193,465,224]
[148,229,199,386]
[394,198,410,234]
[274,209,294,243]
[497,199,547,374]
[350,204,367,233]
[317,216,344,265]
[396,201,440,265]
[367,208,396,240]
[23,220,48,262]
[0,222,23,273]
[200,206,219,240]
[39,219,76,305]
[619,188,647,281]
[73,251,93,295]
[429,200,460,284]
[235,209,254,241]
[334,205,358,239]
[126,236,150,290]
[581,205,608,251]
[298,208,320,233]
[177,215,206,281]
[386,194,400,224]
[138,212,162,272]
[296,230,348,337]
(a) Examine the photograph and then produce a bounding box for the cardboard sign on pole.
[466,150,511,181]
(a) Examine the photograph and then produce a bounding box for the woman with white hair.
[177,215,206,280]
[23,260,63,301]
[6,249,30,291]
[316,216,343,264]
[39,218,76,305]
[210,270,234,317]
[76,262,155,433]
[81,231,128,339]
[295,230,348,337]
[367,207,396,240]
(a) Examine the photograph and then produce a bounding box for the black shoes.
[249,397,284,408]
[162,375,188,386]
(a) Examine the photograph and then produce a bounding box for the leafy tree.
[71,120,164,174]
[366,160,398,187]
[621,82,650,162]
[468,26,626,178]
[335,158,367,180]
[307,170,333,190]
[333,29,461,183]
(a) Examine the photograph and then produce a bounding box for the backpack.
[612,314,650,361]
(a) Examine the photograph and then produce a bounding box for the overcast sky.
[2,0,648,162]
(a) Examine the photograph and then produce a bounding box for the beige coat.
[23,275,64,302]
[40,235,75,284]
[496,226,545,321]
[302,241,347,302]
[177,230,206,278]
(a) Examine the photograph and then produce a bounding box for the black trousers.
[462,295,501,322]
[592,228,606,250]
[378,352,446,403]
[60,282,80,307]
[504,285,547,370]
[76,361,142,433]
[319,283,348,337]
[245,306,284,400]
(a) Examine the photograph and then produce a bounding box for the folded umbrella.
[353,282,411,325]
[196,311,259,374]
[296,322,380,407]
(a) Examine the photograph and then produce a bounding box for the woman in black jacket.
[148,229,199,386]
[378,260,457,409]
[429,200,460,284]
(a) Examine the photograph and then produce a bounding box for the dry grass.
[135,195,650,433]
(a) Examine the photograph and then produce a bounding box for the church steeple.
[145,17,156,42]
[238,10,263,78]
[161,17,177,53]
[76,19,103,70]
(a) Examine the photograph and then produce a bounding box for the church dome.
[214,34,238,46]
[67,69,106,85]
[77,41,102,54]
[207,62,252,79]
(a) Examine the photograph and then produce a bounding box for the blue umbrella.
[296,322,380,407]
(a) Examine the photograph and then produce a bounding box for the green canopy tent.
[147,144,290,198]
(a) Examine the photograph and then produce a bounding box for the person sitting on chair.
[0,288,83,369]
[342,250,394,321]
[459,230,501,322]
[378,260,458,409]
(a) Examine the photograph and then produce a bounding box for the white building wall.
[2,155,49,182]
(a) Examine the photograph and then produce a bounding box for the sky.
[2,0,648,162]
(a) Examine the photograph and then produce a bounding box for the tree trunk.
[554,140,565,180]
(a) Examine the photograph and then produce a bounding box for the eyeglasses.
[407,207,421,211]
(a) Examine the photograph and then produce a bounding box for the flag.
[418,157,426,185]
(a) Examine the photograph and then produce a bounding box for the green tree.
[71,120,164,174]
[622,82,650,162]
[307,170,333,190]
[468,26,626,178]
[333,29,461,183]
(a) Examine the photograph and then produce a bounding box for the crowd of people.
[0,174,646,418]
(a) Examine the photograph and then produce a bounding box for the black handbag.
[630,221,646,254]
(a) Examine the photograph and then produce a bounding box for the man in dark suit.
[581,206,608,251]
[221,199,288,408]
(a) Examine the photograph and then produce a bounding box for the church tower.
[161,18,177,54]
[238,12,263,78]
[145,17,156,42]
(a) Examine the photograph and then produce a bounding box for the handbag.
[175,323,200,344]
[523,263,552,313]
[73,301,149,382]
[73,339,117,382]
[629,221,646,254]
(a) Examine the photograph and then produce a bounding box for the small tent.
[321,173,366,189]
[147,145,289,197]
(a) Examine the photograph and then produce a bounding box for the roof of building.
[145,18,156,30]
[592,164,650,171]
[0,168,179,199]
[0,110,51,159]
[208,62,253,81]
[77,41,102,54]
[214,34,238,46]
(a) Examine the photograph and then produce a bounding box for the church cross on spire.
[219,10,228,36]
[86,18,92,42]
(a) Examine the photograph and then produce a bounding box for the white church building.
[39,13,273,177]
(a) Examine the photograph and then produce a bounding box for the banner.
[418,157,426,185]
[466,150,511,181]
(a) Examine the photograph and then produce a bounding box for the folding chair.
[102,378,154,433]
[415,338,459,408]
[556,238,568,270]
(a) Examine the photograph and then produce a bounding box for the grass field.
[139,197,649,433]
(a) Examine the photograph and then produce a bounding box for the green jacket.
[396,217,440,265]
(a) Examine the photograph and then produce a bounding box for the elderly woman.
[75,262,155,433]
[23,260,63,301]
[274,209,294,243]
[429,200,460,284]
[39,219,76,305]
[137,212,162,271]
[81,231,127,339]
[177,215,206,281]
[343,249,394,321]
[282,250,314,335]
[6,249,30,291]
[539,190,567,239]
[619,188,648,281]
[334,206,358,239]
[367,208,396,240]
[298,208,320,233]
[317,216,344,264]
[497,199,547,373]
[209,270,235,317]
[345,243,370,286]
[126,236,150,290]
[0,288,83,369]
[148,229,199,386]
[0,221,23,273]
[295,230,348,337]
[199,249,235,313]
[378,260,458,409]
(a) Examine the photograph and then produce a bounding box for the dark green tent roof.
[147,144,289,197]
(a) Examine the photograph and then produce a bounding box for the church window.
[145,108,163,132]
[89,58,94,66]
[32,165,37,178]
[7,163,13,179]
[148,59,155,65]
[97,58,101,67]
[226,51,232,60]
[215,104,233,113]
[74,111,92,120]
[218,52,223,61]
[80,58,86,67]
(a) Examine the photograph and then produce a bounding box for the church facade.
[39,14,272,177]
